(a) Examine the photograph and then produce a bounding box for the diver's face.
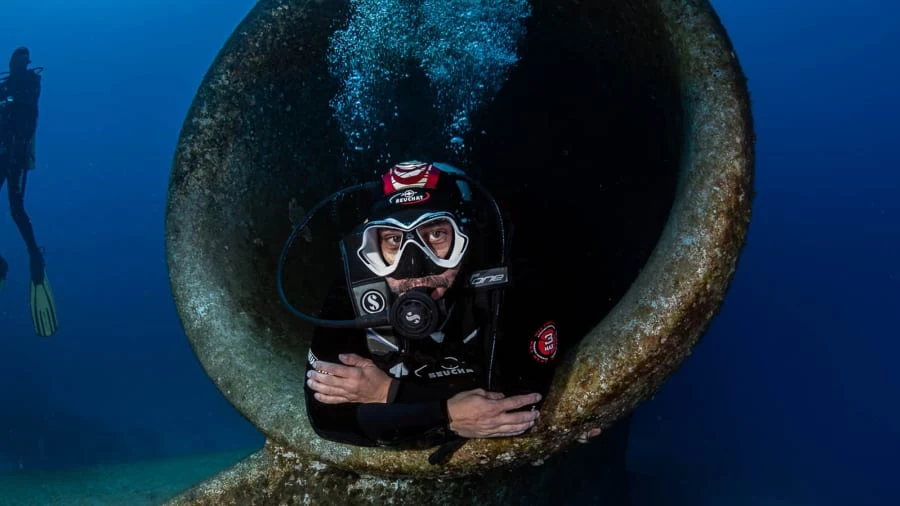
[379,219,459,300]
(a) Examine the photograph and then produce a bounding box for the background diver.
[0,46,58,337]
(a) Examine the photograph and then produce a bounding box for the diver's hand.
[446,389,541,438]
[307,354,393,404]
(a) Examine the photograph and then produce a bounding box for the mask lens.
[415,217,456,260]
[373,226,407,267]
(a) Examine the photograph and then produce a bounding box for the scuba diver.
[279,160,576,461]
[0,47,58,337]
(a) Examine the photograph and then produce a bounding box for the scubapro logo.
[361,290,386,314]
[389,188,431,205]
[405,312,422,324]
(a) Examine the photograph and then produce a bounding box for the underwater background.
[0,0,897,504]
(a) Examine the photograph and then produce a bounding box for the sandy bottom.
[0,448,256,506]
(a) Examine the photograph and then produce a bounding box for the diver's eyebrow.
[420,221,451,229]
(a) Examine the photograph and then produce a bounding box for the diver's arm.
[358,389,542,441]
[306,335,514,444]
[306,345,541,444]
[304,367,451,445]
[308,382,541,444]
[304,316,453,445]
[487,264,565,402]
[355,400,450,443]
[305,347,459,444]
[306,337,542,444]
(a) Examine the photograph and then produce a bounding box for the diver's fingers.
[308,369,348,386]
[494,409,540,426]
[307,378,349,397]
[489,421,537,437]
[313,361,360,379]
[496,393,542,413]
[308,369,363,393]
[338,353,372,367]
[313,392,351,404]
[484,391,506,400]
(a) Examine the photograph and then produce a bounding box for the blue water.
[1,1,898,505]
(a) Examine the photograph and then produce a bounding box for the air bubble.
[327,0,532,154]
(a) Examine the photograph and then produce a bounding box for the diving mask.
[357,211,469,279]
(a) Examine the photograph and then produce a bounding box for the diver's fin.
[30,269,59,337]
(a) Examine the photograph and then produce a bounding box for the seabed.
[0,448,805,506]
[0,449,255,506]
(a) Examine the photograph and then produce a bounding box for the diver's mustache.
[390,274,453,292]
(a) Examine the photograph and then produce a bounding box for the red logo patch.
[530,321,558,363]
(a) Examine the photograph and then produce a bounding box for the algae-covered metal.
[164,0,754,503]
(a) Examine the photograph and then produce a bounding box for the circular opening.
[166,0,752,476]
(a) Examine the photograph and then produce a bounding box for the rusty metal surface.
[166,438,630,505]
[164,0,753,501]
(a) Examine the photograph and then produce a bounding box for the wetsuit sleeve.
[490,264,564,401]
[303,279,453,447]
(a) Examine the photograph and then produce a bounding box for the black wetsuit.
[304,269,563,449]
[0,68,42,265]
